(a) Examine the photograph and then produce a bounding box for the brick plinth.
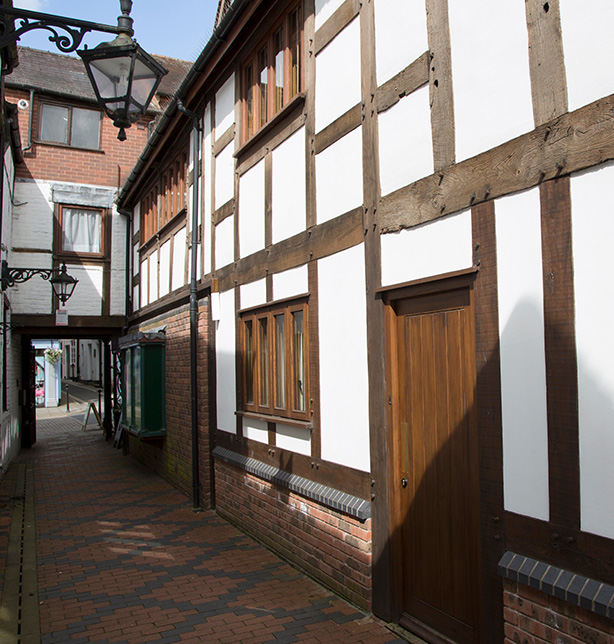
[214,458,373,611]
[127,301,211,509]
[503,579,614,644]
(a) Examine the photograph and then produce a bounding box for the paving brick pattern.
[7,415,406,644]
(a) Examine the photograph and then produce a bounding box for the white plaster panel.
[239,159,265,258]
[10,253,52,314]
[148,249,159,303]
[110,214,126,315]
[240,279,267,310]
[315,17,362,133]
[272,265,309,300]
[378,86,433,196]
[63,264,104,316]
[215,216,234,269]
[216,289,237,434]
[203,103,213,276]
[133,244,139,277]
[380,209,472,286]
[272,128,306,243]
[133,201,140,234]
[159,238,171,298]
[133,285,139,312]
[215,142,235,210]
[140,259,149,308]
[243,417,268,444]
[12,180,53,250]
[374,0,428,86]
[449,0,533,161]
[276,424,311,456]
[315,0,345,30]
[318,245,370,471]
[315,128,363,224]
[215,73,235,135]
[560,0,614,112]
[570,164,614,539]
[172,227,186,292]
[495,188,549,521]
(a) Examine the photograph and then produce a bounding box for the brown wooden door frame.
[383,269,482,644]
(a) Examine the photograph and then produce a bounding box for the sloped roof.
[214,0,234,29]
[6,46,192,106]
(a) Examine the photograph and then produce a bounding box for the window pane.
[259,47,268,127]
[245,320,254,405]
[245,64,254,139]
[289,7,301,97]
[71,108,100,149]
[293,310,305,412]
[62,208,102,253]
[274,28,284,113]
[40,104,68,144]
[275,314,286,409]
[259,318,269,406]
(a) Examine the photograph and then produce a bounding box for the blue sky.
[12,0,219,61]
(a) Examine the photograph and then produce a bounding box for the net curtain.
[62,208,102,254]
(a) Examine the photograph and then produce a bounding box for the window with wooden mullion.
[241,300,308,421]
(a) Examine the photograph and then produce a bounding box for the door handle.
[401,477,408,488]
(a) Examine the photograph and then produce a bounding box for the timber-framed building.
[117,1,614,642]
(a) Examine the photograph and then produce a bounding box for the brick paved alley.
[0,411,410,644]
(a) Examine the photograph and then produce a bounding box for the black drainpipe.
[177,99,201,511]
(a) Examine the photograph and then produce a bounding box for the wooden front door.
[388,285,481,644]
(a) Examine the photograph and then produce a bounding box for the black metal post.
[66,384,70,412]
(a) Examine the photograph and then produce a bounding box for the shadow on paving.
[0,414,408,644]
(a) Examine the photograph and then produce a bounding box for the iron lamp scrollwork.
[1,260,78,304]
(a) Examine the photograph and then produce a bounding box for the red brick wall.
[5,87,152,188]
[215,459,373,610]
[503,579,614,644]
[128,300,211,509]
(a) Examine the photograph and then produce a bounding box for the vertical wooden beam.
[471,200,505,643]
[360,0,391,621]
[307,260,321,459]
[425,0,455,170]
[304,0,317,230]
[525,0,568,126]
[540,176,579,529]
[211,99,218,274]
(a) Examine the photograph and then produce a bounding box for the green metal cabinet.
[121,333,165,439]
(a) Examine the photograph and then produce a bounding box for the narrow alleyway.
[0,411,411,644]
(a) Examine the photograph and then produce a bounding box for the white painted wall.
[315,127,363,224]
[215,215,234,269]
[140,258,149,308]
[272,265,309,300]
[318,244,370,471]
[215,73,235,135]
[63,264,104,316]
[216,289,237,434]
[276,424,311,456]
[149,249,159,303]
[380,209,472,286]
[240,279,267,310]
[570,164,614,540]
[12,180,53,250]
[243,417,268,444]
[215,142,235,210]
[495,188,549,522]
[203,103,213,276]
[172,227,187,292]
[560,0,614,113]
[272,128,306,243]
[133,201,140,234]
[378,86,433,196]
[315,0,345,30]
[374,0,428,86]
[10,253,53,314]
[315,16,362,133]
[239,159,266,258]
[449,0,533,162]
[159,238,171,299]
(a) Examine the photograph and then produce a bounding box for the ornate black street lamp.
[0,0,167,141]
[1,260,78,304]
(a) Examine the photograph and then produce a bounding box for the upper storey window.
[39,103,101,150]
[60,206,103,256]
[242,2,303,143]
